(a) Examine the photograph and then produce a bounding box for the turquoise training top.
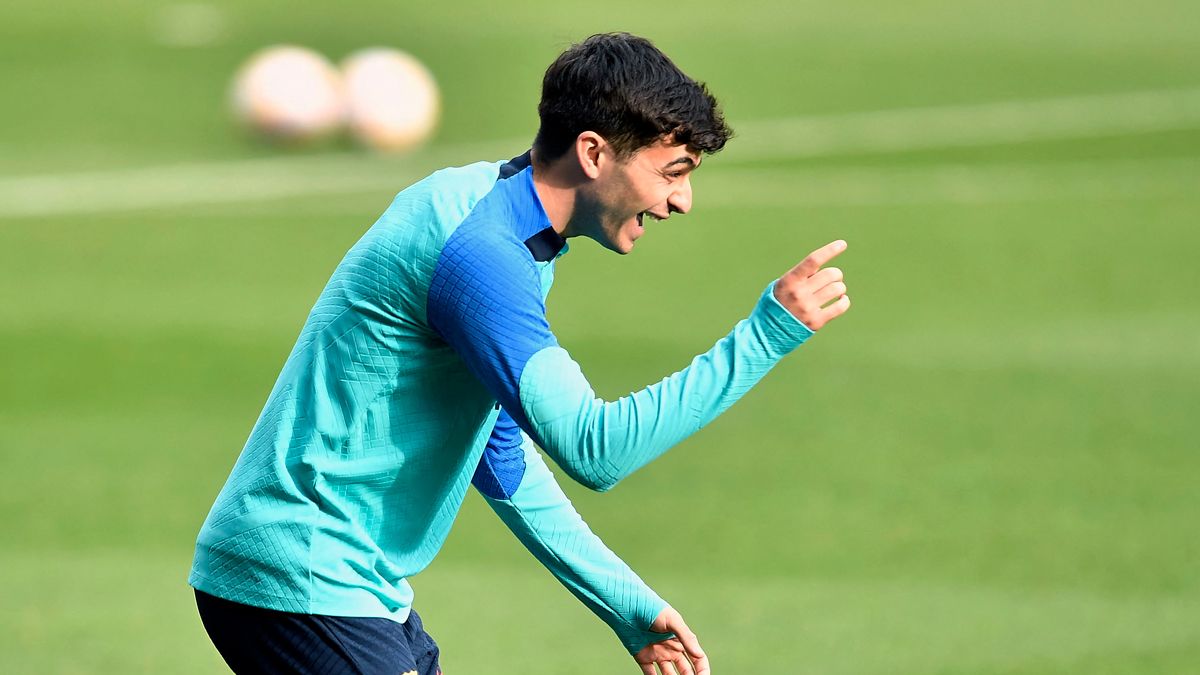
[190,152,814,653]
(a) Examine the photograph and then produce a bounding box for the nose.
[668,174,693,215]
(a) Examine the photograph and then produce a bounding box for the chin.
[609,239,634,255]
[598,231,636,254]
[618,226,643,254]
[594,221,639,254]
[618,231,640,254]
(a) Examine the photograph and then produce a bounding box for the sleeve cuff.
[618,600,673,654]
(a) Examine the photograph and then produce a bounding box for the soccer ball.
[230,45,344,143]
[341,48,440,152]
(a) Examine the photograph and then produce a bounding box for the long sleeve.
[428,221,815,491]
[471,409,670,654]
[518,283,813,491]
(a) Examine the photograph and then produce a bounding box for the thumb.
[661,610,705,660]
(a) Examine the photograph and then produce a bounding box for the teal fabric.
[191,160,509,620]
[518,283,813,491]
[480,433,671,653]
[190,156,815,655]
[189,160,669,653]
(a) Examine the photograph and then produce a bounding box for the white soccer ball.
[231,45,345,143]
[341,48,440,152]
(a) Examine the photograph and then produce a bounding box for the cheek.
[644,184,671,208]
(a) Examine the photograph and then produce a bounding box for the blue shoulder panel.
[471,408,525,499]
[425,168,558,432]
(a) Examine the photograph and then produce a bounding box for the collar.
[498,151,567,263]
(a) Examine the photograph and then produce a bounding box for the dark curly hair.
[533,33,732,161]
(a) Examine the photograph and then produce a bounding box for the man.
[191,32,850,675]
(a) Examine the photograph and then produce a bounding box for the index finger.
[787,239,847,279]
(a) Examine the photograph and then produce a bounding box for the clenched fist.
[773,239,851,331]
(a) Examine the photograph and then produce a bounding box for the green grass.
[2,0,1199,672]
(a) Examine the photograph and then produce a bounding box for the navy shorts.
[195,589,441,675]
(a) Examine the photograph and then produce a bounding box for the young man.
[191,33,850,675]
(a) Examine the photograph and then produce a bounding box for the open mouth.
[638,212,662,227]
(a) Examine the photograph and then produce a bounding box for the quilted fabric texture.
[426,166,560,434]
[479,433,670,654]
[191,159,813,655]
[470,408,525,500]
[517,283,814,492]
[191,161,506,621]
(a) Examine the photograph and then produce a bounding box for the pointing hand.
[773,239,851,331]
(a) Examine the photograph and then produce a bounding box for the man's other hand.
[773,239,851,331]
[634,606,710,675]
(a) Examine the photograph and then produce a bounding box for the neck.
[530,151,582,238]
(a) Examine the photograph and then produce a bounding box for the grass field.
[3,1,1199,672]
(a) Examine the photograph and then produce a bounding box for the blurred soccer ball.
[341,48,440,152]
[231,45,344,143]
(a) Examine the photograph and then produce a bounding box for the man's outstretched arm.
[430,238,849,491]
[472,409,708,673]
[525,240,850,490]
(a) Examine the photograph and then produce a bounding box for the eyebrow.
[662,156,698,170]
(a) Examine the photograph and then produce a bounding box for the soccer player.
[190,32,850,675]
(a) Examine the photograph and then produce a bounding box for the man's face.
[580,139,701,254]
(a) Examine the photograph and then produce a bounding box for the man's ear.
[574,131,607,179]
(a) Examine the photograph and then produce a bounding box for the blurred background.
[2,1,1198,672]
